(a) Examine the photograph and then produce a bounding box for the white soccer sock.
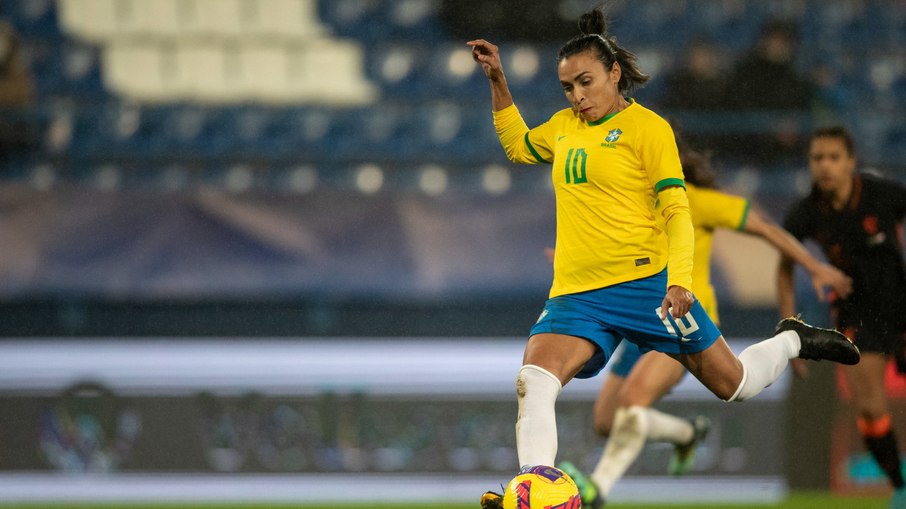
[515,364,562,469]
[591,406,648,498]
[729,330,800,402]
[644,407,694,444]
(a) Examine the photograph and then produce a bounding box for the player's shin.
[590,406,648,497]
[515,364,562,468]
[729,330,798,401]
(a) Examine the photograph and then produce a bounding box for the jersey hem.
[549,262,668,299]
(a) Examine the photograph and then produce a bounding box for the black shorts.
[834,303,906,356]
[836,309,906,373]
[840,324,904,356]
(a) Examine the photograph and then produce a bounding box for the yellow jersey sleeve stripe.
[655,177,686,193]
[736,199,751,231]
[524,132,550,164]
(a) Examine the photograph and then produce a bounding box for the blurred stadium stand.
[0,0,903,336]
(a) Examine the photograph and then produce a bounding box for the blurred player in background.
[778,126,906,509]
[469,5,860,508]
[558,139,852,508]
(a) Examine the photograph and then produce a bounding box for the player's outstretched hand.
[810,262,852,302]
[467,39,504,81]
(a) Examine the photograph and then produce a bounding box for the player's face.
[558,50,621,122]
[808,136,855,194]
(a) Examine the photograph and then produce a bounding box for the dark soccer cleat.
[480,491,504,509]
[776,316,860,365]
[557,461,604,509]
[668,415,710,476]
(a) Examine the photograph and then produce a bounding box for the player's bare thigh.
[620,351,686,407]
[670,336,743,401]
[524,332,598,385]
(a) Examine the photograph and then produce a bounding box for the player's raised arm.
[469,39,546,165]
[467,39,514,112]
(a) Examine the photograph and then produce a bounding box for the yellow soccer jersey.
[494,101,691,298]
[686,183,750,324]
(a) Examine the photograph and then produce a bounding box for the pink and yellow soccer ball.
[502,465,581,509]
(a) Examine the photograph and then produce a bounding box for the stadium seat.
[182,0,245,38]
[126,0,185,38]
[57,0,122,42]
[101,42,174,102]
[174,42,241,103]
[292,39,378,105]
[272,163,319,194]
[23,40,64,98]
[318,0,395,43]
[60,43,105,98]
[217,105,270,157]
[366,43,426,99]
[258,106,340,161]
[154,105,210,155]
[238,43,292,102]
[69,101,164,158]
[243,0,328,40]
[0,0,60,40]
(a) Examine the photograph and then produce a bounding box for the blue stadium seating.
[0,0,904,190]
[0,0,60,40]
[318,0,448,45]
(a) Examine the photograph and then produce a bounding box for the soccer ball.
[502,465,581,509]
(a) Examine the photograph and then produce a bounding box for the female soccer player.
[469,7,859,507]
[778,126,906,509]
[558,143,853,508]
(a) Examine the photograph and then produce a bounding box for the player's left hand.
[809,262,852,301]
[661,285,694,319]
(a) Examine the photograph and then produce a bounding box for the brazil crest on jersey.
[494,100,687,298]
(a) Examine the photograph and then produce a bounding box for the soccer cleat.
[890,487,906,509]
[480,491,503,509]
[557,461,604,509]
[776,316,860,365]
[668,415,710,476]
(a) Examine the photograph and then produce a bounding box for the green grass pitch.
[0,492,894,509]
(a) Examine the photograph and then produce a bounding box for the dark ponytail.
[672,122,718,189]
[680,149,718,189]
[558,8,649,94]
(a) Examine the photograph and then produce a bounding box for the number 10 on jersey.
[564,148,587,184]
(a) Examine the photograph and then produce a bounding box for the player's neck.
[829,177,854,211]
[605,96,630,117]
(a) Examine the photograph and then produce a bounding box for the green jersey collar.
[587,98,634,126]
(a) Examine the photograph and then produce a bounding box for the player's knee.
[714,382,740,401]
[515,364,562,401]
[720,368,749,402]
[611,406,646,444]
[617,383,656,407]
[592,411,613,437]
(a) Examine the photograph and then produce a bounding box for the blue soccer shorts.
[609,340,644,378]
[529,268,721,379]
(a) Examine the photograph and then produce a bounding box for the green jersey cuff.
[655,178,686,193]
[737,199,752,231]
